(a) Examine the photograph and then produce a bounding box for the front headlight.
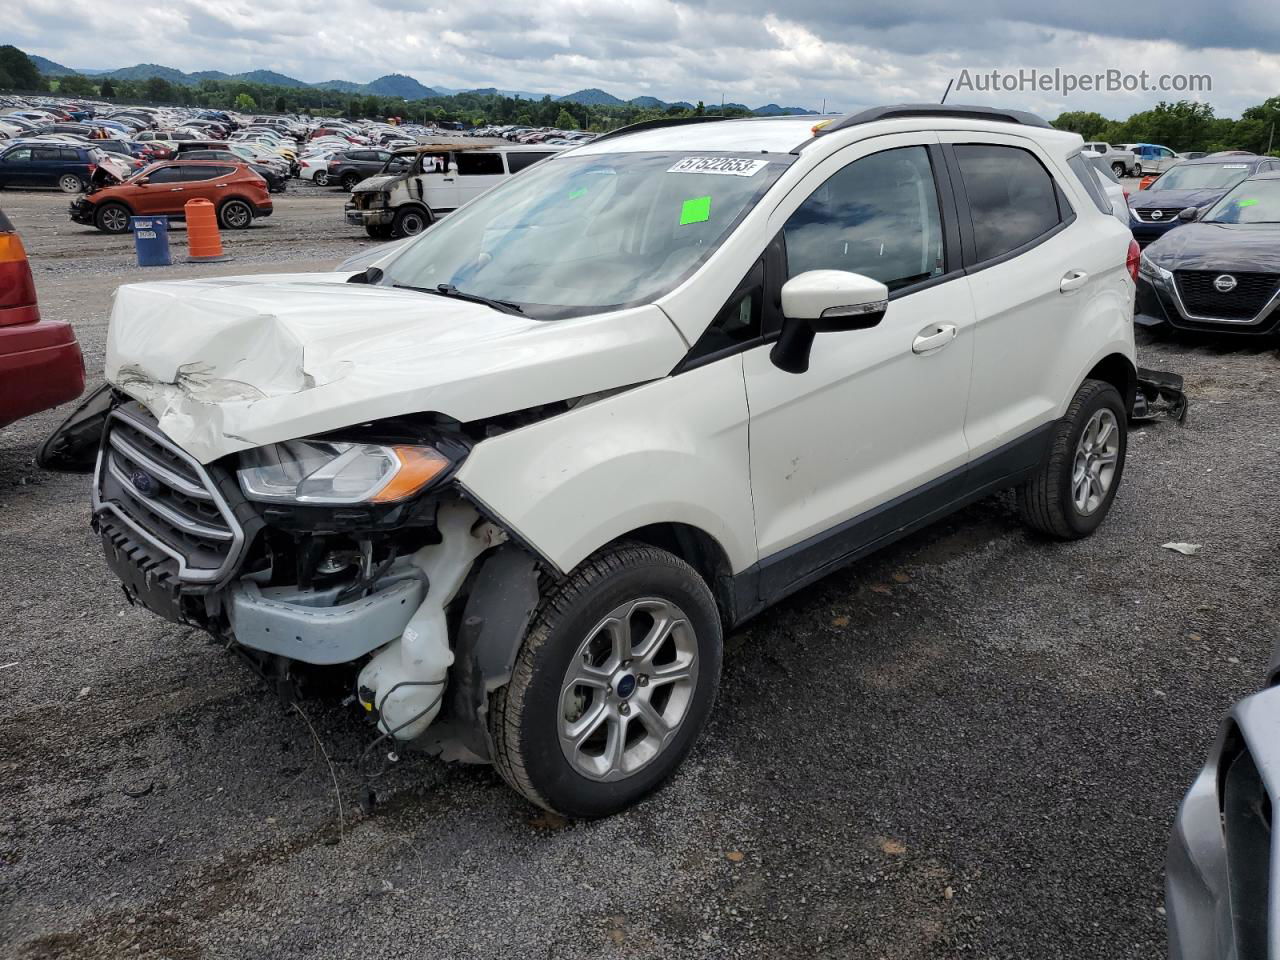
[1139,252,1173,285]
[237,440,452,505]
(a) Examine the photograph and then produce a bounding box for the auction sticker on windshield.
[668,157,769,176]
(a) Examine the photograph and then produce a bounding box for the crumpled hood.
[1144,222,1280,271]
[1130,187,1228,211]
[350,174,401,193]
[104,273,687,463]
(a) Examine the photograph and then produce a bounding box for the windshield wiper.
[392,282,524,316]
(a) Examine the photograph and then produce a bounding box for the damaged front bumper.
[344,192,393,227]
[88,399,532,754]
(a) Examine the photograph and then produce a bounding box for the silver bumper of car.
[1167,686,1280,960]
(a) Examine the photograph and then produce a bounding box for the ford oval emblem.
[1214,274,1238,293]
[129,470,157,496]
[1150,209,1163,220]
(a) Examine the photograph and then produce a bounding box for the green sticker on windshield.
[568,187,587,199]
[680,195,712,225]
[1238,198,1258,207]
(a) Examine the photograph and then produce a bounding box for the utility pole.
[1268,122,1275,154]
[720,93,724,115]
[821,98,826,115]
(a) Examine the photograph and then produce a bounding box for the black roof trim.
[818,104,1053,135]
[591,115,734,144]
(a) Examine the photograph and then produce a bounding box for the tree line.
[0,45,749,132]
[1051,99,1280,155]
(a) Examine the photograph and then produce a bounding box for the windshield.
[378,151,791,319]
[1203,179,1280,224]
[1151,162,1253,192]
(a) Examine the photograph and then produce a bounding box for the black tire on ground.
[218,199,253,230]
[489,542,723,819]
[391,207,430,238]
[1018,379,1128,540]
[94,203,131,234]
[59,174,86,194]
[365,224,394,239]
[313,171,330,186]
[1111,162,1126,178]
[341,173,361,191]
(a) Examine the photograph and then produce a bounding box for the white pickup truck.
[1083,142,1138,178]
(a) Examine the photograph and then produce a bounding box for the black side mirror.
[769,270,889,374]
[1177,206,1199,222]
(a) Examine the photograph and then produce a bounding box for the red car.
[0,208,84,429]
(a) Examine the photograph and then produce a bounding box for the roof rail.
[817,103,1052,136]
[591,115,734,144]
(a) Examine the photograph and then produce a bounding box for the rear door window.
[506,151,554,174]
[33,147,63,163]
[457,152,504,176]
[953,144,1065,262]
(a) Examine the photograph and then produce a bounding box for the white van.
[345,144,564,238]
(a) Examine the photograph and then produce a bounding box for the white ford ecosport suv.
[47,105,1140,818]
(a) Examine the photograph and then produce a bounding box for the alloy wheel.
[1072,408,1120,515]
[558,598,699,782]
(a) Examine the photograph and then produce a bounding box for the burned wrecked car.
[48,108,1146,818]
[344,143,563,238]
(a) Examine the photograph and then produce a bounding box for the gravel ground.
[2,186,1278,960]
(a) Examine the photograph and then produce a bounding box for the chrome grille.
[93,405,244,583]
[1175,271,1280,322]
[1132,207,1186,223]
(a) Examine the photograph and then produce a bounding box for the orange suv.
[70,161,273,233]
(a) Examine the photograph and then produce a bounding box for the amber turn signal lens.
[370,445,452,503]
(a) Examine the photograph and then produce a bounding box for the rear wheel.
[490,543,722,819]
[1111,162,1126,178]
[59,174,86,193]
[218,199,253,230]
[313,170,330,186]
[1018,379,1127,539]
[94,203,130,234]
[391,206,430,238]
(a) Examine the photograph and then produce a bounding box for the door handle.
[1060,270,1089,293]
[911,324,957,355]
[169,187,183,191]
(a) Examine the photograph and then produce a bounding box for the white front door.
[743,134,976,566]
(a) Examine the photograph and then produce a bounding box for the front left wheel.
[490,543,723,819]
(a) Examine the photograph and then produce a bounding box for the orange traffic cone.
[185,199,231,263]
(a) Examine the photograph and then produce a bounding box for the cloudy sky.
[9,0,1280,117]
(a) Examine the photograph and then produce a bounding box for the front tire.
[490,543,723,819]
[218,199,253,230]
[94,203,131,233]
[341,173,361,191]
[1018,379,1127,539]
[59,174,85,193]
[1111,162,1126,178]
[391,206,430,238]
